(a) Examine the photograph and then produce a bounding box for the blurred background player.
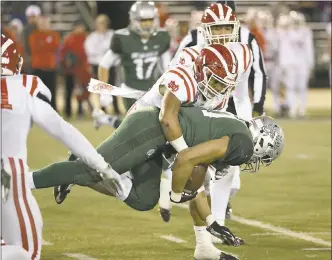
[0,33,123,260]
[84,14,120,115]
[288,11,314,118]
[257,10,281,117]
[93,1,171,128]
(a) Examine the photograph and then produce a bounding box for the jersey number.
[133,56,158,80]
[1,78,12,110]
[202,110,237,119]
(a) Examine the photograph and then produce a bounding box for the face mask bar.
[202,21,240,45]
[241,154,272,173]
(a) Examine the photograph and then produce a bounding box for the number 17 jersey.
[110,28,170,91]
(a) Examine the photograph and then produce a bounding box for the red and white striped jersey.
[1,74,109,171]
[1,74,51,163]
[130,65,198,112]
[170,42,254,120]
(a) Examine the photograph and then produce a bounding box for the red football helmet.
[201,3,240,45]
[1,33,22,76]
[194,44,238,109]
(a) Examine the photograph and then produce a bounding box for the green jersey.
[111,28,170,91]
[178,107,254,169]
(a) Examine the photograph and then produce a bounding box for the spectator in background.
[84,14,120,115]
[156,3,169,28]
[29,16,60,110]
[60,20,92,119]
[9,19,25,63]
[22,4,41,73]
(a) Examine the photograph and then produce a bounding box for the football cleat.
[207,221,241,247]
[159,207,171,223]
[219,251,239,260]
[54,184,73,204]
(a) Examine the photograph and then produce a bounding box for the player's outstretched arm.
[159,89,188,152]
[170,136,230,202]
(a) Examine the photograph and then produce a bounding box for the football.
[184,164,208,193]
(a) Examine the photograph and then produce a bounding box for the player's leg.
[297,66,310,118]
[228,166,241,219]
[210,166,235,227]
[1,245,31,260]
[2,158,43,260]
[123,155,163,211]
[33,108,166,192]
[284,66,298,118]
[190,193,239,260]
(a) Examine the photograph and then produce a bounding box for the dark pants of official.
[33,69,57,110]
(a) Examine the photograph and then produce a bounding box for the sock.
[118,172,133,201]
[28,172,36,190]
[194,225,213,246]
[159,177,172,210]
[206,214,214,226]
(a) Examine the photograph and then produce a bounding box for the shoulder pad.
[115,28,130,36]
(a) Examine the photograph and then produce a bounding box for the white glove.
[98,164,127,197]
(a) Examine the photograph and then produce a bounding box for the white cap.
[25,5,41,17]
[9,18,24,34]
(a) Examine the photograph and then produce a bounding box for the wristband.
[170,135,188,153]
[170,191,182,203]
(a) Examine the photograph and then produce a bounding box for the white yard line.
[173,203,331,247]
[63,253,98,260]
[42,239,53,246]
[159,235,187,243]
[302,248,331,251]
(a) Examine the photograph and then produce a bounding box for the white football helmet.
[129,1,159,37]
[242,116,285,172]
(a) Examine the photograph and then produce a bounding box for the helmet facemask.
[202,21,240,45]
[197,66,235,109]
[242,118,284,172]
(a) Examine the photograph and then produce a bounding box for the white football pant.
[266,61,283,114]
[211,166,240,226]
[283,65,310,117]
[1,157,43,260]
[2,245,31,260]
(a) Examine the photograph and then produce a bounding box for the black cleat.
[219,251,239,260]
[54,184,73,204]
[207,221,241,247]
[159,207,171,223]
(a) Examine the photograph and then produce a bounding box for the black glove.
[169,190,198,203]
[207,221,241,247]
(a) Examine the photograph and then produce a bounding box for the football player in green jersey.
[95,1,171,124]
[30,106,284,259]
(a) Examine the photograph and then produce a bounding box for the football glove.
[169,190,198,203]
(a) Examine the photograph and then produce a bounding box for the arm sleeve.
[84,33,100,59]
[99,49,121,69]
[249,36,267,115]
[223,133,253,166]
[30,97,108,171]
[161,68,196,104]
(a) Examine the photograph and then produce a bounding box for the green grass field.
[28,116,331,260]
